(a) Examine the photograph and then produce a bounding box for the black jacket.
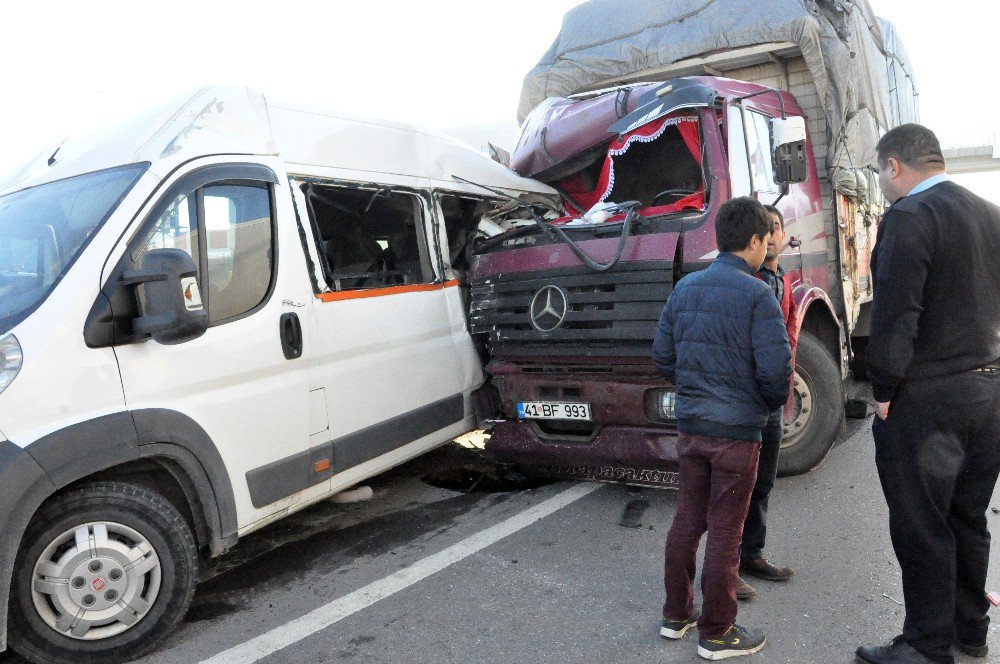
[867,180,1000,402]
[653,252,792,442]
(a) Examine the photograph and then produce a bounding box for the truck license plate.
[516,401,592,421]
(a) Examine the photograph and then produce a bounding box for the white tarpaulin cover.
[519,0,918,172]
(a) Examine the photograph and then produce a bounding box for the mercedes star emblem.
[529,285,569,332]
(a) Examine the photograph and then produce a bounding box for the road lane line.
[200,482,601,664]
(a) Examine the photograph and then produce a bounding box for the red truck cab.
[471,77,846,485]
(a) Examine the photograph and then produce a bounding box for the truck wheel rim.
[782,370,813,448]
[30,521,162,640]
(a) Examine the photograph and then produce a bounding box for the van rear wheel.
[9,482,198,664]
[777,331,844,476]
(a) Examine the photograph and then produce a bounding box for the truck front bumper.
[484,420,680,488]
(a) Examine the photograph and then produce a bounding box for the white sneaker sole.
[697,638,766,660]
[660,621,696,639]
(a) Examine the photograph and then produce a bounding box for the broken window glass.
[436,193,491,274]
[303,184,434,291]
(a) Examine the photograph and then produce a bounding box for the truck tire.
[9,481,198,664]
[777,331,844,477]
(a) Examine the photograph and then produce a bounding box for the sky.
[0,0,996,199]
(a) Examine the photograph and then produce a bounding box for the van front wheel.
[9,482,198,664]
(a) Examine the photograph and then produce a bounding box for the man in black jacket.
[857,124,1000,664]
[654,197,791,660]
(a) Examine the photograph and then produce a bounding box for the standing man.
[857,124,1000,664]
[654,197,791,660]
[737,205,798,601]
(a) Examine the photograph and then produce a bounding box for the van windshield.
[0,164,147,335]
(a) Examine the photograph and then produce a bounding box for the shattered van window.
[303,185,434,291]
[437,194,491,274]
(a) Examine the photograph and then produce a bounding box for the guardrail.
[941,134,1000,175]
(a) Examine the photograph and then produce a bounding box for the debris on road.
[619,499,650,529]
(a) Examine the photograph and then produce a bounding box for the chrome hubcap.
[31,522,161,640]
[782,370,813,447]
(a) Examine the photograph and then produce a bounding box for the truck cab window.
[303,184,433,291]
[553,116,703,211]
[747,111,779,193]
[138,183,275,324]
[727,106,752,197]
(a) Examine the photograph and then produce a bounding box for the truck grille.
[469,262,672,358]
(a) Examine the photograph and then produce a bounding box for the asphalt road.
[3,406,999,663]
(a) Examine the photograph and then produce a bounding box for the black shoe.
[698,624,766,660]
[856,636,935,663]
[661,609,700,639]
[956,641,988,658]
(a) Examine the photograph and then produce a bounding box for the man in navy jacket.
[654,197,791,660]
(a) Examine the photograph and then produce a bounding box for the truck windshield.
[0,163,147,335]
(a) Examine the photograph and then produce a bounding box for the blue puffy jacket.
[652,252,792,442]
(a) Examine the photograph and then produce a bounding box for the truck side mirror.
[771,116,808,184]
[122,248,208,345]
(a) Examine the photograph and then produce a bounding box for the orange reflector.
[314,459,331,473]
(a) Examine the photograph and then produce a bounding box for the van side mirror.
[122,248,208,345]
[771,116,808,184]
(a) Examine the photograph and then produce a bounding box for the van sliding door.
[294,179,476,481]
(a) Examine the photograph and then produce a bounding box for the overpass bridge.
[942,135,1000,174]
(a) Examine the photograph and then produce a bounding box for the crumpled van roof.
[0,86,556,200]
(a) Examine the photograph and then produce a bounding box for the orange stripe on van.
[316,279,460,302]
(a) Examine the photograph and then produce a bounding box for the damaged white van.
[0,86,556,663]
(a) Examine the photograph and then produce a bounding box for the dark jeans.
[663,432,760,639]
[873,371,1000,664]
[741,409,782,561]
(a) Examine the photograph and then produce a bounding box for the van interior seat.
[326,224,385,288]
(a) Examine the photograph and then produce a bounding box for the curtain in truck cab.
[556,114,704,217]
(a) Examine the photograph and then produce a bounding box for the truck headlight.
[0,334,23,396]
[646,389,676,422]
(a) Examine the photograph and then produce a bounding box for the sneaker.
[736,576,757,601]
[660,609,700,639]
[698,624,766,660]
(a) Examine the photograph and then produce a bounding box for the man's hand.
[875,401,891,420]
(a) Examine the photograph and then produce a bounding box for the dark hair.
[762,205,784,230]
[716,197,772,252]
[876,123,945,170]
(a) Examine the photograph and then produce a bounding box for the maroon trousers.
[663,432,761,639]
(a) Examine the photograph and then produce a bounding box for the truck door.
[294,180,473,478]
[111,159,319,529]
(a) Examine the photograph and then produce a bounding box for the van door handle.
[279,312,303,360]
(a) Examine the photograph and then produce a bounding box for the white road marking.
[200,482,601,664]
